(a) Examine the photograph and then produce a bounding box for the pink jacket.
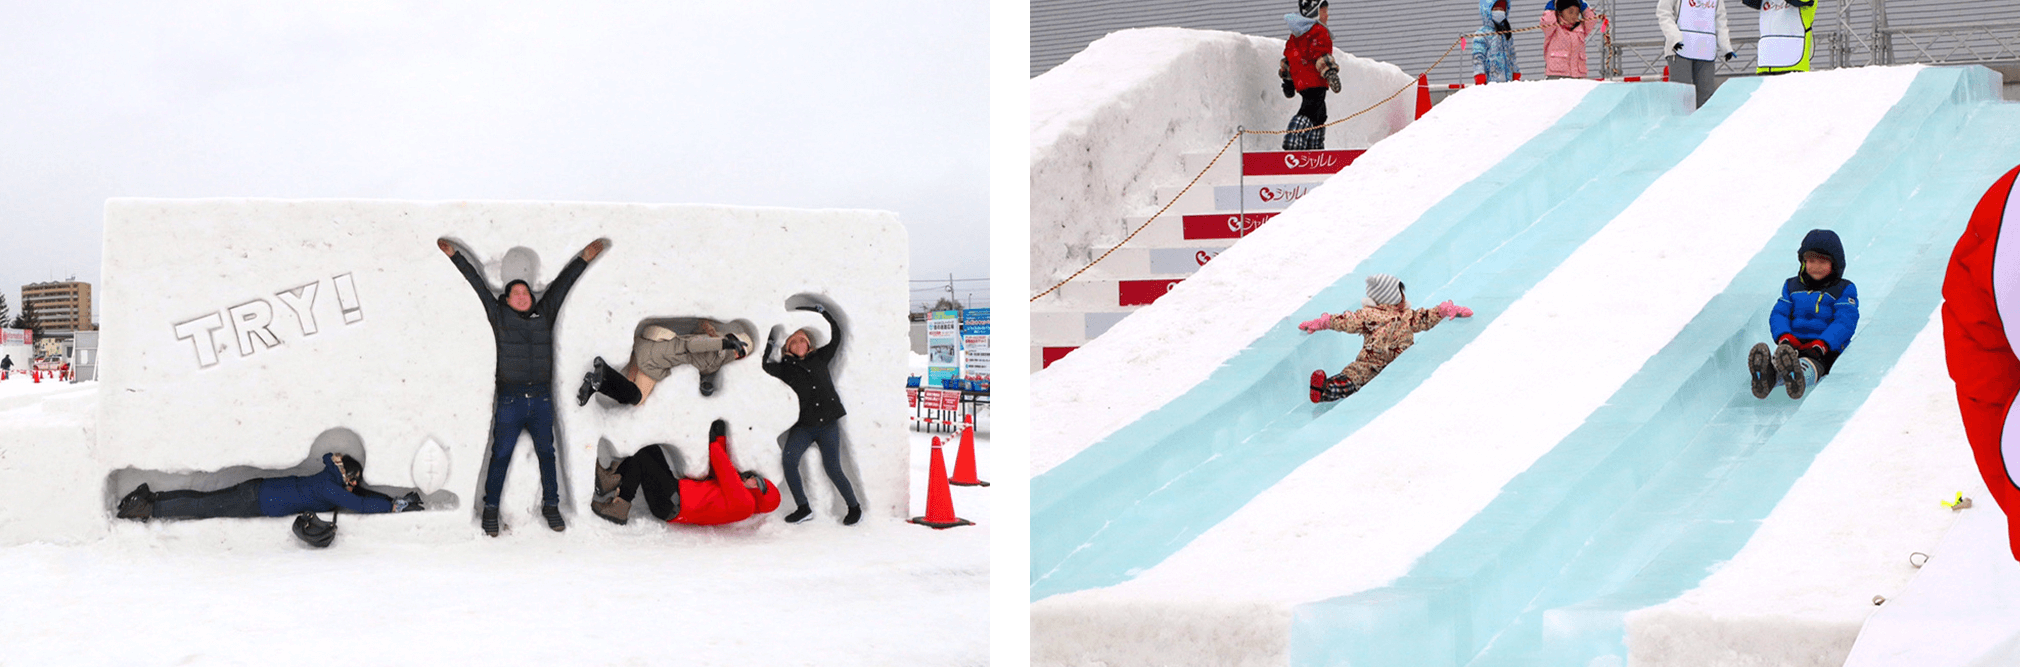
[1540,11,1607,78]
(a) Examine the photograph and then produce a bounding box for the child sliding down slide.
[1299,273,1473,402]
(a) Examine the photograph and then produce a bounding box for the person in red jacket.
[1278,0,1339,150]
[590,420,782,526]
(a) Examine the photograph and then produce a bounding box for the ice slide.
[1032,65,2020,666]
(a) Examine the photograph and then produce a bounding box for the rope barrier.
[1030,19,1584,302]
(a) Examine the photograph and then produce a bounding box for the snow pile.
[7,199,908,545]
[1029,27,1415,294]
[1032,79,1596,475]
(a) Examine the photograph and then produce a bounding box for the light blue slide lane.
[1031,80,1727,601]
[1288,66,2020,667]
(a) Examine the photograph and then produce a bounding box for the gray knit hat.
[1365,274,1403,306]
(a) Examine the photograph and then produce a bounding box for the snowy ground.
[0,375,990,665]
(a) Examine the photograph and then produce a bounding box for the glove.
[764,330,780,357]
[1283,80,1296,98]
[1511,72,1522,81]
[1673,42,1684,53]
[1724,52,1737,62]
[1435,301,1473,319]
[1318,55,1342,93]
[721,336,749,357]
[1474,73,1488,86]
[394,492,425,512]
[1298,313,1333,333]
[796,303,826,314]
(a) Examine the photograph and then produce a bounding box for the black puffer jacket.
[764,309,847,427]
[451,252,587,387]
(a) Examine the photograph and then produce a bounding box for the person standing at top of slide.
[1742,0,1816,74]
[1657,0,1737,108]
[440,237,606,537]
[1278,0,1340,151]
[1469,0,1523,85]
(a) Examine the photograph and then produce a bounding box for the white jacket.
[1656,0,1735,62]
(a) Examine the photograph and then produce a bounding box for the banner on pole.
[927,310,961,386]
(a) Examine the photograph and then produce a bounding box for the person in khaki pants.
[577,319,752,405]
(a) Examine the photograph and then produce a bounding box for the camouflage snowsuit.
[1326,302,1449,385]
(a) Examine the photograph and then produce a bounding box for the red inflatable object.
[1943,164,2020,561]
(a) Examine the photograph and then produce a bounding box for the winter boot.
[578,357,611,406]
[1774,343,1802,398]
[542,504,565,532]
[785,505,814,524]
[482,506,500,537]
[1311,371,1360,403]
[699,372,718,397]
[591,496,630,525]
[1283,115,1314,151]
[1747,342,1776,399]
[116,484,153,521]
[843,505,862,526]
[594,459,622,498]
[1786,357,1818,400]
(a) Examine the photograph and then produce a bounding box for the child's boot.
[591,496,630,525]
[1311,371,1360,403]
[1773,342,1800,388]
[1786,357,1819,400]
[1747,342,1776,399]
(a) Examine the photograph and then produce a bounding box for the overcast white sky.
[0,1,990,318]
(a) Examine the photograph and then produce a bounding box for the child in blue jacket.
[1748,229,1858,399]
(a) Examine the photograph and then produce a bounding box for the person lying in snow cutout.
[115,453,422,521]
[1748,228,1858,400]
[576,319,753,406]
[590,420,782,526]
[1298,273,1473,402]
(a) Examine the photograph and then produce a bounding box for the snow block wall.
[22,199,907,545]
[1030,27,1415,293]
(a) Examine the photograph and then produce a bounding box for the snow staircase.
[1031,147,1365,370]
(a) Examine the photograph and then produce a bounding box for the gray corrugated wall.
[1036,1,2020,80]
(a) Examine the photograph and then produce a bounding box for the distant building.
[22,280,93,335]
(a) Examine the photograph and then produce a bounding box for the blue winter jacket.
[256,453,395,516]
[1469,0,1522,81]
[1771,229,1859,353]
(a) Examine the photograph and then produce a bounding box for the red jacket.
[670,436,782,526]
[1284,22,1335,92]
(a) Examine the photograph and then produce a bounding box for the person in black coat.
[763,303,861,525]
[114,453,423,521]
[440,238,605,536]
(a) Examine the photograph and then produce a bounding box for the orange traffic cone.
[910,437,973,529]
[950,417,988,487]
[33,370,40,383]
[1662,65,1670,82]
[1415,74,1432,119]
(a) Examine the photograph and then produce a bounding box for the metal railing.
[1595,0,2020,78]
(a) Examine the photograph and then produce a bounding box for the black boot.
[1747,342,1775,399]
[542,504,565,532]
[785,506,813,523]
[116,484,153,521]
[843,505,862,526]
[482,506,500,537]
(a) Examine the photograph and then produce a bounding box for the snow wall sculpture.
[9,199,905,544]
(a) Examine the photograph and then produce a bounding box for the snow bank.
[1,199,907,545]
[1029,27,1414,293]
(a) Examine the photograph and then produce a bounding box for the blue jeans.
[781,421,858,510]
[484,387,558,507]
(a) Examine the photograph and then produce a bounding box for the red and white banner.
[0,328,30,346]
[1181,212,1277,240]
[1241,149,1364,176]
[1118,279,1185,307]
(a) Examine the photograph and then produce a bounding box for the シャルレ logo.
[1283,153,1340,171]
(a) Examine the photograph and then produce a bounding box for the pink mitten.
[1298,313,1333,333]
[1436,300,1474,319]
